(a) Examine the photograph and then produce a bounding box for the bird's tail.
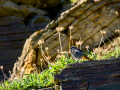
[81,55,92,61]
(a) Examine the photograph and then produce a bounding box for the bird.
[69,46,91,61]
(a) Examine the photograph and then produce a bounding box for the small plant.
[1,26,120,90]
[99,46,120,60]
[1,45,120,89]
[56,27,65,52]
[85,51,98,60]
[0,54,77,90]
[69,26,73,49]
[76,38,83,49]
[67,0,76,3]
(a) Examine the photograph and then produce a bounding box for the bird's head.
[69,46,77,51]
[70,46,84,54]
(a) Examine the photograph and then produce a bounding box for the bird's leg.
[77,60,79,63]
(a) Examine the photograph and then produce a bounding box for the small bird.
[70,46,91,61]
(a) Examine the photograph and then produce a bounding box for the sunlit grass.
[66,0,76,3]
[1,44,120,89]
[0,55,77,90]
[1,26,120,89]
[69,0,76,3]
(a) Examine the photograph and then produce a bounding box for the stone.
[22,49,38,75]
[55,3,74,19]
[28,15,51,24]
[7,0,61,9]
[54,58,120,89]
[20,5,48,18]
[0,1,23,17]
[20,0,36,6]
[35,0,61,9]
[0,1,49,19]
[0,16,25,26]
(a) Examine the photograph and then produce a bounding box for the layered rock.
[5,0,62,9]
[9,0,120,81]
[0,1,49,18]
[0,0,51,80]
[54,58,120,89]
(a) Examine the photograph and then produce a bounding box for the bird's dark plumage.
[70,46,91,61]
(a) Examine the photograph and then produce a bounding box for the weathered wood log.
[9,0,120,81]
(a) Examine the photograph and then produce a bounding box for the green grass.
[99,46,120,60]
[0,54,77,90]
[66,0,76,3]
[69,0,76,3]
[1,46,120,90]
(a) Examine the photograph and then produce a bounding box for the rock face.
[54,58,120,89]
[6,0,61,9]
[0,1,49,18]
[8,0,120,81]
[0,0,51,80]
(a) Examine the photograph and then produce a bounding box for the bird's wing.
[78,49,85,55]
[73,49,82,59]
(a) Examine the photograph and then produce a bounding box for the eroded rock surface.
[5,0,61,9]
[54,58,120,89]
[0,0,51,80]
[9,0,120,81]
